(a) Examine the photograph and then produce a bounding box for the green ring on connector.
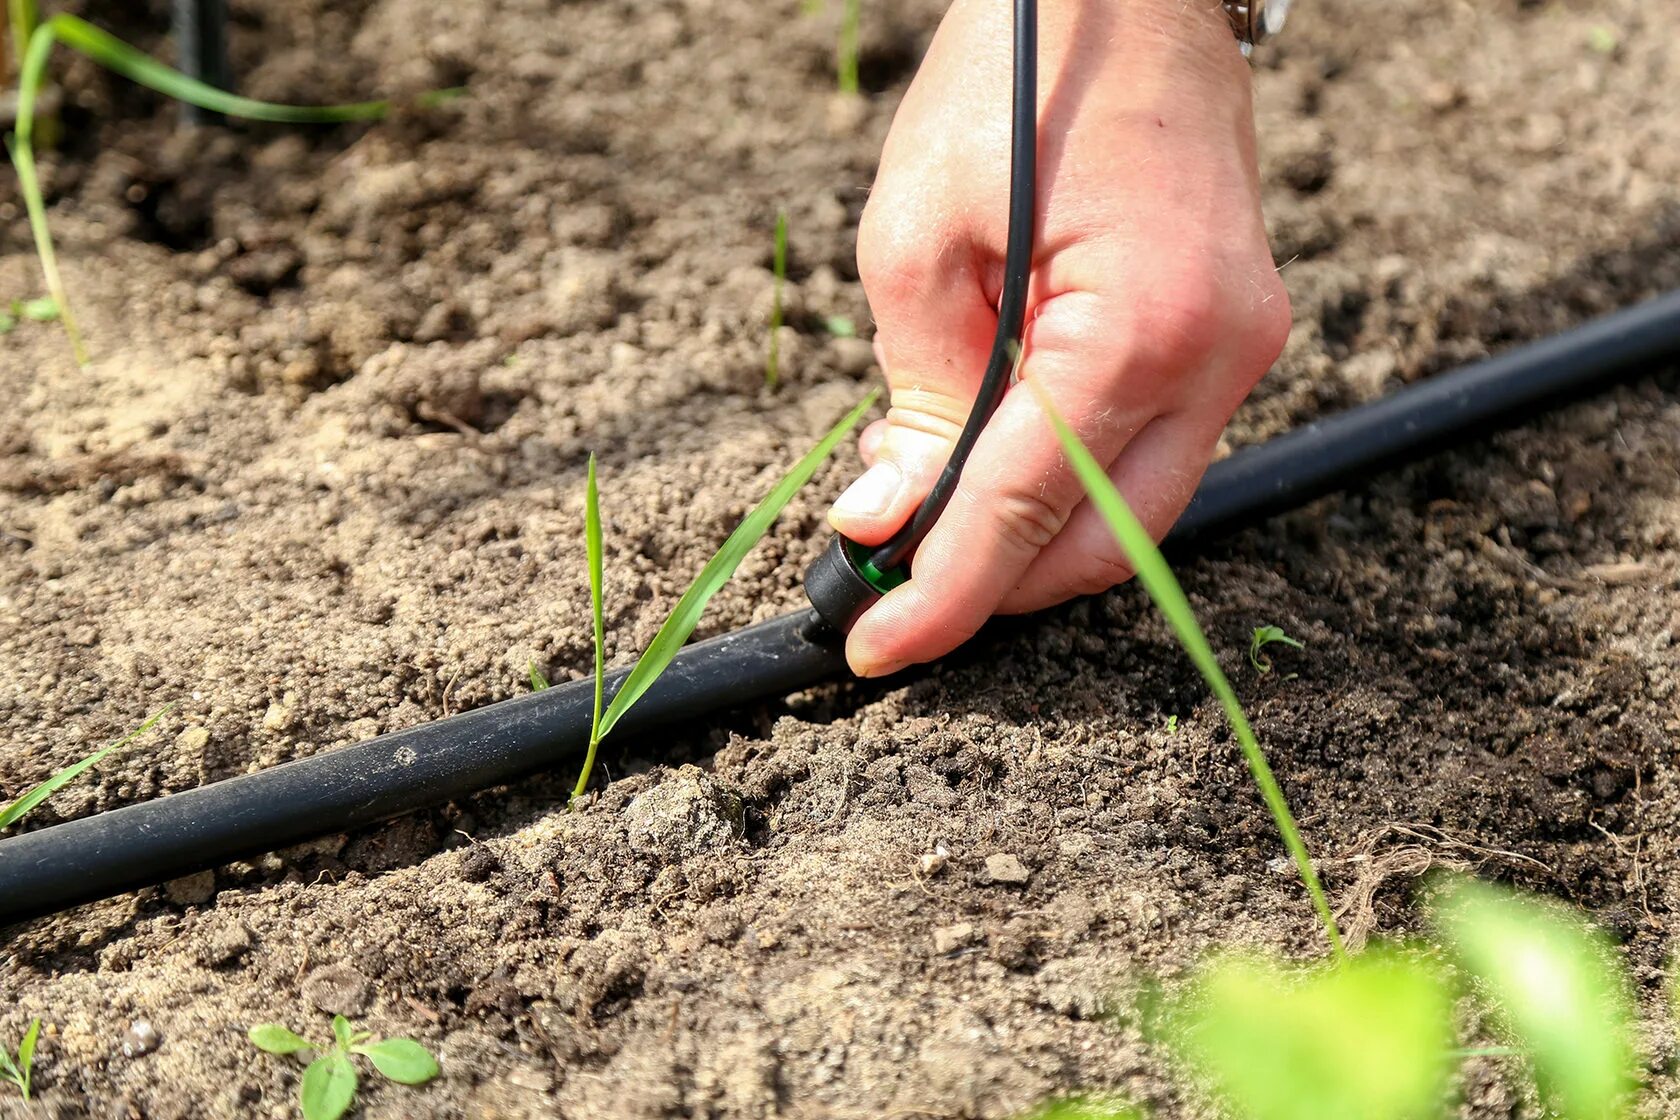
[845,538,908,594]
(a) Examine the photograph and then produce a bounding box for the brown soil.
[3,0,1679,1117]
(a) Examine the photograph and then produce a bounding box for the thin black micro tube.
[172,0,230,126]
[1,288,1678,925]
[867,0,1038,574]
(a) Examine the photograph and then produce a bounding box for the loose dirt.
[3,0,1679,1116]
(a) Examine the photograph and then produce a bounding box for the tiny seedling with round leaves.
[249,1015,438,1120]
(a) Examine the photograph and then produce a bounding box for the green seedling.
[837,0,862,96]
[572,451,607,804]
[1586,25,1618,54]
[1430,877,1635,1120]
[1248,624,1303,674]
[569,391,878,803]
[249,1015,438,1120]
[1164,714,1178,735]
[1033,383,1342,956]
[6,14,460,364]
[528,662,550,692]
[0,1019,39,1101]
[824,314,857,338]
[1153,948,1454,1120]
[1,704,171,830]
[767,210,789,389]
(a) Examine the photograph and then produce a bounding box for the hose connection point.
[803,535,907,634]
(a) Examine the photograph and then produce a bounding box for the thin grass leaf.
[248,1024,313,1056]
[352,1038,439,1085]
[300,1052,357,1120]
[767,210,789,389]
[0,703,172,830]
[8,14,460,364]
[837,0,861,95]
[528,662,549,692]
[14,1018,38,1100]
[1157,949,1454,1120]
[568,454,609,805]
[592,389,877,746]
[1030,383,1343,956]
[1431,876,1635,1120]
[330,1015,353,1050]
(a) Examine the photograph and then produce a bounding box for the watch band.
[1223,0,1290,48]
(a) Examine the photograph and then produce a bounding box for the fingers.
[997,412,1217,615]
[845,292,1176,676]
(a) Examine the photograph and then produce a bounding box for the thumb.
[828,384,971,545]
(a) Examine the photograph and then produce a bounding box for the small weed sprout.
[1,704,171,830]
[249,1015,438,1120]
[767,210,789,389]
[1164,714,1178,736]
[528,662,550,692]
[1032,382,1342,956]
[824,314,857,338]
[566,391,878,802]
[5,14,460,363]
[0,1019,40,1101]
[1248,625,1303,674]
[837,0,862,95]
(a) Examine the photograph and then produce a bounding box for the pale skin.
[829,0,1292,677]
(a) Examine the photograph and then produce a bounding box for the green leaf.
[1031,383,1342,956]
[836,0,861,95]
[0,310,16,334]
[595,390,877,747]
[19,296,58,321]
[0,704,173,830]
[1586,25,1618,54]
[569,453,609,804]
[1158,949,1453,1120]
[353,1037,440,1085]
[330,1015,353,1049]
[527,661,549,692]
[823,314,857,338]
[1249,624,1304,674]
[1431,877,1636,1120]
[248,1023,313,1056]
[300,1053,358,1120]
[16,1018,39,1098]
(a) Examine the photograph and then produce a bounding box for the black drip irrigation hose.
[2,288,1679,924]
[173,0,230,125]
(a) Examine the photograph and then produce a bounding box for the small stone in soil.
[932,922,979,955]
[122,1021,161,1058]
[163,870,217,907]
[302,964,374,1017]
[984,854,1031,885]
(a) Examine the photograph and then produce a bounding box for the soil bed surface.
[3,0,1680,1116]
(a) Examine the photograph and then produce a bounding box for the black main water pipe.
[2,289,1678,925]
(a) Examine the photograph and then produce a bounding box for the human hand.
[829,0,1291,677]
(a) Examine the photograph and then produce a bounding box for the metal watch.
[1223,0,1290,50]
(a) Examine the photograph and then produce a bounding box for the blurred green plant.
[5,13,459,363]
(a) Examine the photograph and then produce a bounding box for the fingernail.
[857,657,911,679]
[832,462,903,520]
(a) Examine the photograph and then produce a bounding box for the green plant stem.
[837,0,861,95]
[1031,383,1344,959]
[571,453,607,806]
[7,14,461,364]
[7,0,37,78]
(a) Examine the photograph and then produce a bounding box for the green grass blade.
[1431,877,1635,1120]
[767,210,788,389]
[16,1018,38,1099]
[49,15,394,123]
[0,704,172,829]
[837,0,861,95]
[569,454,608,804]
[8,15,459,364]
[528,662,549,691]
[591,389,877,747]
[1030,384,1343,957]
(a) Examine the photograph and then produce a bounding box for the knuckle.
[856,202,933,308]
[1134,273,1226,372]
[988,484,1070,554]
